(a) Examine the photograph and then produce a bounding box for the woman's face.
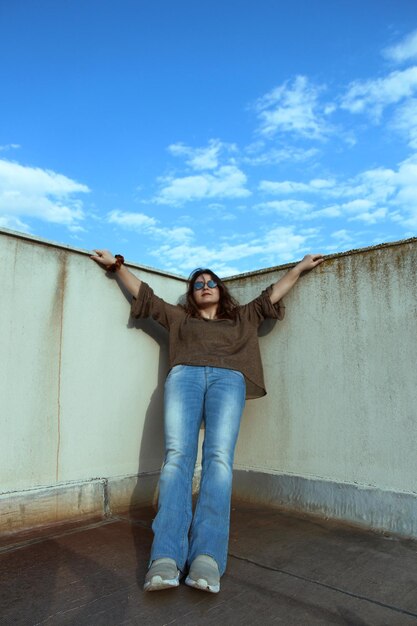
[192,273,220,309]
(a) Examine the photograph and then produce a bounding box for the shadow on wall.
[128,314,168,584]
[110,276,170,584]
[108,272,169,509]
[129,312,168,501]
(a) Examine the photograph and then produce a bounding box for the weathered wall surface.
[230,240,417,534]
[0,230,185,531]
[231,240,417,495]
[1,229,416,536]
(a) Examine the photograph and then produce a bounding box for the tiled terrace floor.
[1,501,417,625]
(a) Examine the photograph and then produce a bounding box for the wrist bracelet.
[108,254,125,272]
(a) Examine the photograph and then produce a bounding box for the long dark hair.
[184,268,239,320]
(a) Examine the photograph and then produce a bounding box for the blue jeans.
[150,365,246,576]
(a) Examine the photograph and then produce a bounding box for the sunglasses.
[193,279,218,291]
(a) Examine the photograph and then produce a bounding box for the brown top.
[131,281,285,400]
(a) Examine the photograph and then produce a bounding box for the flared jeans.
[150,365,246,576]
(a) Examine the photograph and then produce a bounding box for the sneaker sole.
[144,575,180,592]
[185,575,220,594]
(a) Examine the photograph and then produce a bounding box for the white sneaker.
[143,558,180,591]
[185,555,220,593]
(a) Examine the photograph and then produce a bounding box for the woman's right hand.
[90,249,116,270]
[90,249,142,296]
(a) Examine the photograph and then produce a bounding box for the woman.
[91,250,323,593]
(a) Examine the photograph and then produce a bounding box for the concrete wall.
[0,229,185,531]
[1,228,416,538]
[230,240,417,535]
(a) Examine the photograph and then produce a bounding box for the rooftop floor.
[1,501,417,625]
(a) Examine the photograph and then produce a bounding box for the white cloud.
[348,207,388,224]
[331,229,353,242]
[205,204,237,221]
[255,75,332,140]
[0,159,89,229]
[256,160,411,227]
[107,208,194,244]
[383,29,417,64]
[313,205,343,218]
[392,155,417,227]
[0,159,88,196]
[340,198,375,213]
[353,167,397,203]
[163,257,241,278]
[241,142,417,232]
[255,199,313,218]
[168,139,237,170]
[262,226,313,261]
[315,199,376,220]
[153,165,251,205]
[0,144,21,152]
[340,67,417,121]
[308,156,417,227]
[0,215,31,232]
[324,103,337,115]
[391,98,417,148]
[243,143,319,165]
[107,210,157,229]
[324,228,363,253]
[157,226,194,242]
[150,225,312,276]
[259,178,335,195]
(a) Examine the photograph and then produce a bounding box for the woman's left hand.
[269,254,324,304]
[296,254,324,273]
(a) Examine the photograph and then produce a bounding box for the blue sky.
[1,0,417,276]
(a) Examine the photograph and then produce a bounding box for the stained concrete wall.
[0,229,186,531]
[230,239,417,535]
[1,228,416,537]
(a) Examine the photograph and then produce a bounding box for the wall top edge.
[1,226,416,283]
[0,227,185,282]
[223,236,417,282]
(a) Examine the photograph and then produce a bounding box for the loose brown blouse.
[131,281,284,400]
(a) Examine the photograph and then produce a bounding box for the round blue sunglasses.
[193,279,218,291]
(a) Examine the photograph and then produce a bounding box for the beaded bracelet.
[108,254,125,272]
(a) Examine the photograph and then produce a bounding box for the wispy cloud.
[313,198,374,219]
[0,144,21,152]
[323,228,362,253]
[254,152,417,229]
[392,155,417,227]
[259,178,335,195]
[243,143,319,166]
[107,210,157,229]
[0,159,89,230]
[391,98,417,148]
[0,215,31,232]
[255,75,333,140]
[348,207,388,224]
[152,165,251,205]
[331,229,354,243]
[150,225,313,276]
[340,67,417,121]
[107,209,194,243]
[255,199,313,218]
[383,29,417,64]
[168,139,237,170]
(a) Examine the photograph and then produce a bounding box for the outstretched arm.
[90,249,141,298]
[269,254,324,304]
